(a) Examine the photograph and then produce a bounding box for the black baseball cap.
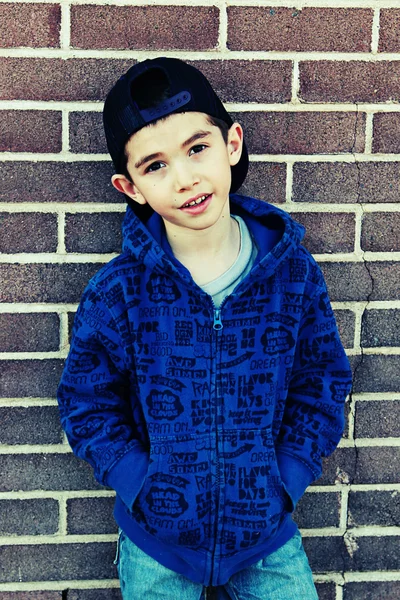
[103,57,248,193]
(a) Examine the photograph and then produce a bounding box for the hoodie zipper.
[209,300,226,585]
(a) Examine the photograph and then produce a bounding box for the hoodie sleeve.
[57,283,149,509]
[275,265,352,510]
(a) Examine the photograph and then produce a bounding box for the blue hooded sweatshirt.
[57,194,352,586]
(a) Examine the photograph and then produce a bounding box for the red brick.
[361,309,400,347]
[348,490,400,527]
[0,542,116,582]
[0,162,120,204]
[0,313,59,352]
[379,9,400,52]
[322,261,400,302]
[315,584,336,600]
[0,58,135,101]
[239,162,286,204]
[227,7,372,52]
[69,112,106,154]
[293,161,400,204]
[0,3,60,48]
[71,5,219,50]
[0,406,63,444]
[344,582,400,600]
[0,359,64,397]
[334,310,355,349]
[355,401,400,438]
[354,355,400,394]
[361,212,400,252]
[190,60,292,103]
[0,264,101,303]
[65,213,124,254]
[300,61,400,103]
[67,496,116,534]
[373,112,400,153]
[1,453,100,492]
[0,213,57,253]
[0,594,62,600]
[319,262,372,302]
[0,111,61,153]
[293,492,340,529]
[237,111,365,155]
[293,212,355,254]
[0,498,59,535]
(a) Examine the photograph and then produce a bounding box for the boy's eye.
[145,161,164,173]
[189,144,207,156]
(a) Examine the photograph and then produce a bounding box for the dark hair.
[119,68,231,182]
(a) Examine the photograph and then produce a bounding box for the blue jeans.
[115,529,318,599]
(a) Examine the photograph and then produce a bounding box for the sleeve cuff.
[276,450,316,510]
[106,443,149,509]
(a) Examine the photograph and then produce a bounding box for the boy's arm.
[57,283,149,509]
[275,265,352,510]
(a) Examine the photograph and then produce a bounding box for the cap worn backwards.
[103,57,249,194]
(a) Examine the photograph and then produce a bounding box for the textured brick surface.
[0,213,57,253]
[0,594,62,600]
[293,161,400,204]
[0,406,63,444]
[361,213,400,252]
[0,498,59,535]
[0,359,64,397]
[67,496,117,534]
[0,542,117,582]
[361,309,400,347]
[1,454,101,492]
[237,112,365,155]
[353,447,400,484]
[227,7,372,52]
[293,492,340,529]
[315,584,336,600]
[353,355,400,394]
[69,112,106,155]
[294,212,355,254]
[71,6,219,50]
[0,111,61,153]
[304,535,400,572]
[379,9,400,52]
[348,490,400,527]
[344,581,400,600]
[320,263,372,302]
[334,310,355,349]
[0,162,121,204]
[0,264,101,303]
[67,592,122,600]
[65,213,124,254]
[0,58,134,101]
[0,313,59,352]
[373,112,400,154]
[0,3,60,48]
[355,401,400,438]
[190,60,292,104]
[300,61,400,103]
[238,163,286,204]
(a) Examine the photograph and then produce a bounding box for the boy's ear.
[227,123,244,167]
[111,174,147,205]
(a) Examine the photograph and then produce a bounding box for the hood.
[121,194,305,285]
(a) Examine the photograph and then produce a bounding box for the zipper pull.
[213,309,223,331]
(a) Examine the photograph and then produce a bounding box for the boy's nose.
[173,163,200,191]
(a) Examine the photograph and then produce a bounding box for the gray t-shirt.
[201,216,257,308]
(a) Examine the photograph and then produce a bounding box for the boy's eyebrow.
[134,130,212,170]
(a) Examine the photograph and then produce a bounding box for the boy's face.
[112,112,243,236]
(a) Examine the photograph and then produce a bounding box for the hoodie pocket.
[221,429,289,553]
[131,433,213,550]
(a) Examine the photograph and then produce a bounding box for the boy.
[57,58,352,599]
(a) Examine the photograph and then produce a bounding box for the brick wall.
[1,1,399,598]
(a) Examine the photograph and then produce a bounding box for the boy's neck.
[164,213,241,286]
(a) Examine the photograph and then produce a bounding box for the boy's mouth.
[180,194,211,209]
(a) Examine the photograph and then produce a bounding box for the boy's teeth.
[184,195,208,207]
